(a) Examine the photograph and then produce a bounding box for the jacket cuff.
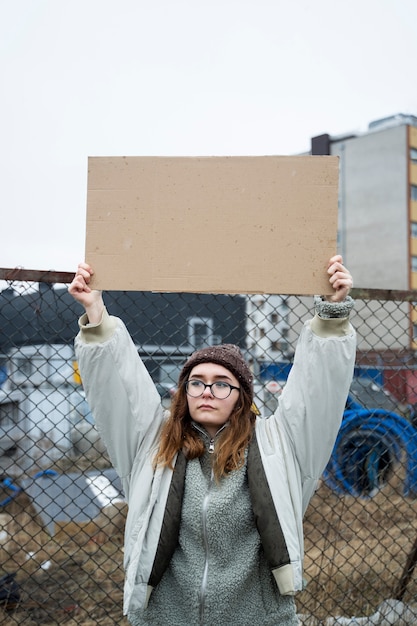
[78,307,117,344]
[314,295,354,319]
[271,564,296,596]
[310,314,352,338]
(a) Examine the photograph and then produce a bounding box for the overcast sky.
[1,0,417,274]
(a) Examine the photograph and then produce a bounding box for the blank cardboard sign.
[85,155,339,294]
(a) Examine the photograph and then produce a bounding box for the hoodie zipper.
[191,421,227,452]
[190,422,227,625]
[199,467,214,625]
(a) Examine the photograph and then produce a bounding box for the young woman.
[68,255,356,626]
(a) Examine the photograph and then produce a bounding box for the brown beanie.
[178,344,253,401]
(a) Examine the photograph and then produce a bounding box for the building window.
[411,148,417,162]
[187,317,213,349]
[270,340,289,352]
[411,223,417,238]
[412,256,417,273]
[0,401,19,427]
[15,357,32,378]
[412,185,417,202]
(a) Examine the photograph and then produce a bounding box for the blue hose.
[323,408,417,497]
[0,477,22,506]
[32,469,59,479]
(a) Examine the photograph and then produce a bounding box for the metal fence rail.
[1,270,417,625]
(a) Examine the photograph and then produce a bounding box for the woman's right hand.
[68,263,104,324]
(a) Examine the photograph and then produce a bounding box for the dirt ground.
[1,458,417,625]
[299,471,417,621]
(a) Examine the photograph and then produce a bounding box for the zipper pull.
[208,439,215,454]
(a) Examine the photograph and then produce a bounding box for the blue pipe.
[324,408,417,497]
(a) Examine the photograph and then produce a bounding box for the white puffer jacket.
[75,308,356,615]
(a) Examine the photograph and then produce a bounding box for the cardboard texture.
[85,155,339,294]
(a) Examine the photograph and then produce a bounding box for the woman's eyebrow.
[189,373,233,382]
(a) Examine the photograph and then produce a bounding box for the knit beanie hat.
[178,344,253,401]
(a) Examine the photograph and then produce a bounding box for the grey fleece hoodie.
[128,427,298,626]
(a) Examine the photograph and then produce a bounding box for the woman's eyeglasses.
[185,379,240,399]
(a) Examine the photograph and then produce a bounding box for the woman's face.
[186,362,240,438]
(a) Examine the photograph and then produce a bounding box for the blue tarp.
[1,469,124,535]
[0,366,7,388]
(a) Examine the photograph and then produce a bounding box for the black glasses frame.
[185,379,241,399]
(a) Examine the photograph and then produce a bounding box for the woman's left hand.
[325,255,353,303]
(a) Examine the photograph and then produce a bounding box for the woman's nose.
[202,384,214,397]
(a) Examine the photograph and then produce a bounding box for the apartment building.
[312,113,417,330]
[310,114,417,402]
[312,113,417,292]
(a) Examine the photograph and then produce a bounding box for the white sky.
[1,0,417,272]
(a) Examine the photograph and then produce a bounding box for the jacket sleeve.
[276,312,356,489]
[74,308,165,482]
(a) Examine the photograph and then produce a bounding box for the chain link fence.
[0,271,417,625]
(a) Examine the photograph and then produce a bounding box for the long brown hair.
[153,382,256,481]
